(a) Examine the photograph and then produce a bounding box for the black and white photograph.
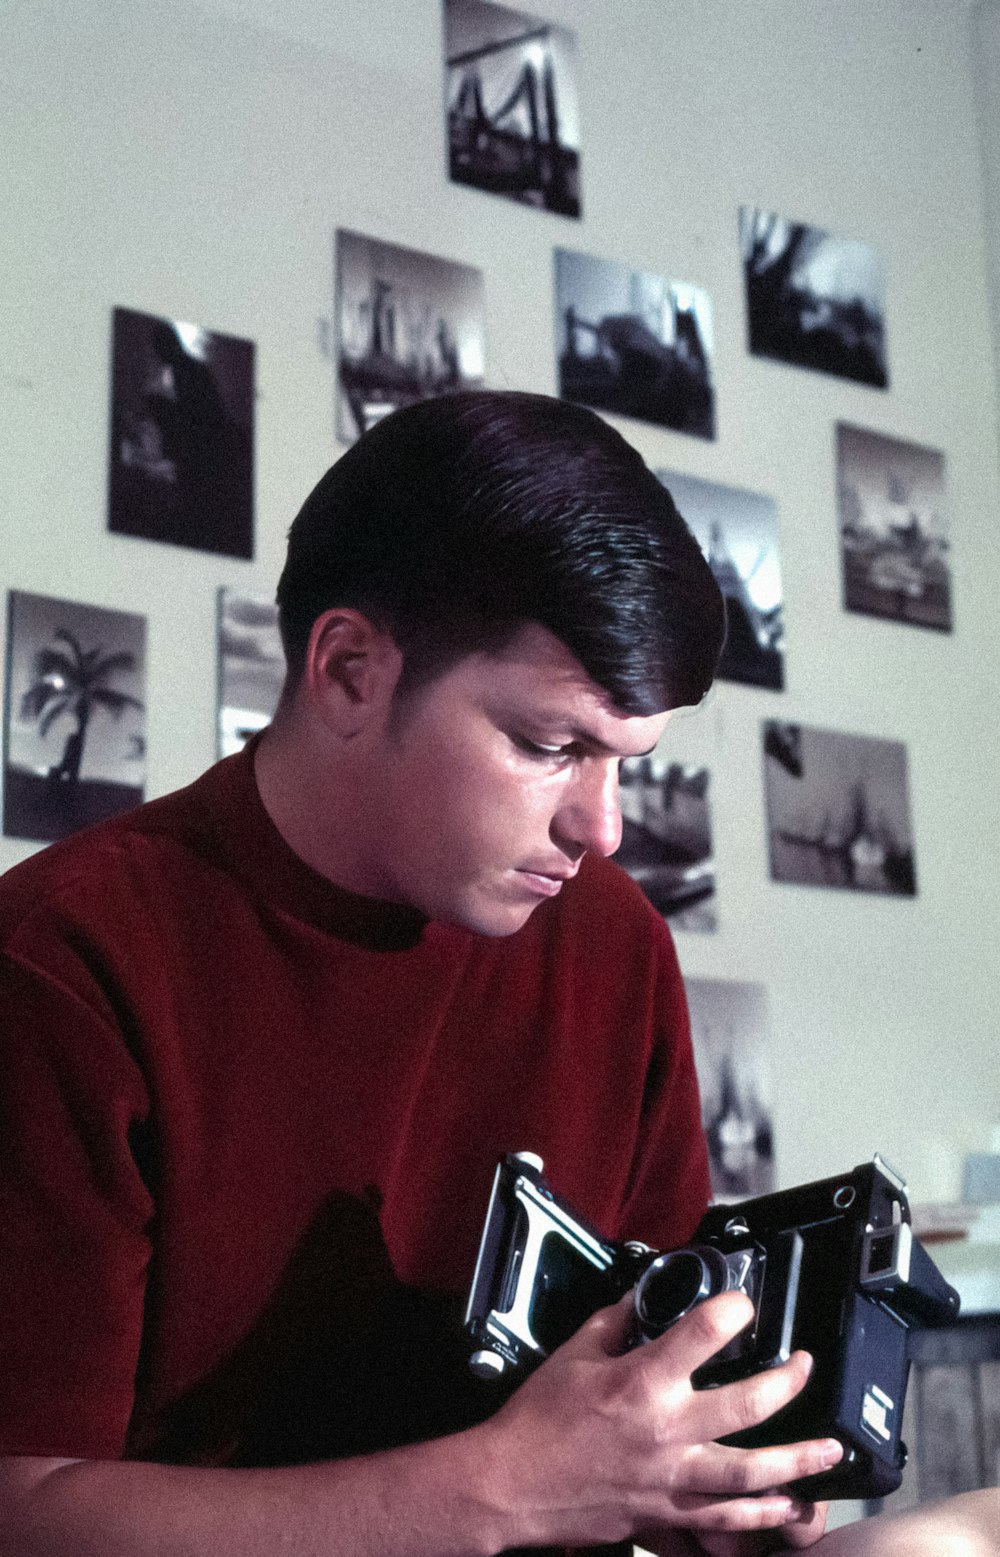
[444,0,581,217]
[763,720,917,896]
[108,306,255,559]
[837,422,950,631]
[659,470,784,688]
[556,248,715,439]
[216,589,285,758]
[336,229,486,443]
[615,757,716,932]
[741,206,888,388]
[684,978,775,1202]
[3,590,146,843]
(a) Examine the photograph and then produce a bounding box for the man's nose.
[552,759,623,859]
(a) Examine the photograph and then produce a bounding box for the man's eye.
[516,737,567,759]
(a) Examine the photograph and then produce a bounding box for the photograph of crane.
[336,229,486,443]
[741,206,888,388]
[556,247,715,439]
[444,0,581,216]
[658,470,784,688]
[684,978,775,1203]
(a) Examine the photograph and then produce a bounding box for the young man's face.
[359,624,672,936]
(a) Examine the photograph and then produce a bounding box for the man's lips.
[517,865,579,896]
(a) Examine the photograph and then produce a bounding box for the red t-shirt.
[0,741,709,1467]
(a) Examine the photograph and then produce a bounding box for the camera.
[465,1151,960,1500]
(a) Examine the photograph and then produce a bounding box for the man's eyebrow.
[557,723,663,760]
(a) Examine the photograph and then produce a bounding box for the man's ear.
[303,609,401,736]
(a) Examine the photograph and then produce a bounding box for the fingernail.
[784,1500,808,1522]
[822,1438,844,1466]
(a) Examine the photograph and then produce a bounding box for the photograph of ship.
[837,422,950,632]
[108,306,255,558]
[659,470,783,689]
[444,0,580,217]
[763,720,916,896]
[216,589,285,759]
[336,229,486,443]
[741,207,888,389]
[3,590,146,843]
[684,978,775,1202]
[556,247,715,439]
[615,757,716,932]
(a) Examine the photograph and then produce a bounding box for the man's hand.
[682,1499,831,1553]
[473,1288,844,1551]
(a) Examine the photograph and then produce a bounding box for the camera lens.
[634,1246,732,1338]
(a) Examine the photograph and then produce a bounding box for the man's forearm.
[0,1295,862,1556]
[0,1429,514,1557]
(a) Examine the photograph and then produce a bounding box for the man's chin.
[438,892,544,939]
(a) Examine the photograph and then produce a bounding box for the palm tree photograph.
[3,591,146,843]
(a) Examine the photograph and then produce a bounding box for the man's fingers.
[682,1349,817,1443]
[779,1499,830,1549]
[660,1490,815,1535]
[680,1437,844,1498]
[573,1288,754,1367]
[574,1290,637,1356]
[639,1291,756,1375]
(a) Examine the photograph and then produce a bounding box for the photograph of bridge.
[741,206,889,388]
[658,470,784,689]
[556,247,715,439]
[763,720,917,897]
[837,422,950,631]
[445,0,581,216]
[335,229,486,442]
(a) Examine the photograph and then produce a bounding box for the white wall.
[2,0,999,1201]
[972,0,1000,461]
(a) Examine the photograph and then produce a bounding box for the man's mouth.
[517,866,577,896]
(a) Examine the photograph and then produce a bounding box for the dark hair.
[276,391,724,715]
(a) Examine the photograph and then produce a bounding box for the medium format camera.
[465,1151,960,1500]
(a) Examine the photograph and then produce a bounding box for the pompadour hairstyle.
[276,390,725,715]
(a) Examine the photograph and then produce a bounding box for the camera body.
[465,1151,960,1500]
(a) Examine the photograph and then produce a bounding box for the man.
[0,391,995,1554]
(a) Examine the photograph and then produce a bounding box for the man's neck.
[252,716,392,903]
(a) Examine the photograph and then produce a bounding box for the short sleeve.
[0,948,154,1457]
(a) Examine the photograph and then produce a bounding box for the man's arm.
[0,1293,844,1557]
[689,1489,1000,1557]
[0,1441,501,1557]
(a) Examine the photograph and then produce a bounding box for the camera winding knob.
[469,1349,508,1379]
